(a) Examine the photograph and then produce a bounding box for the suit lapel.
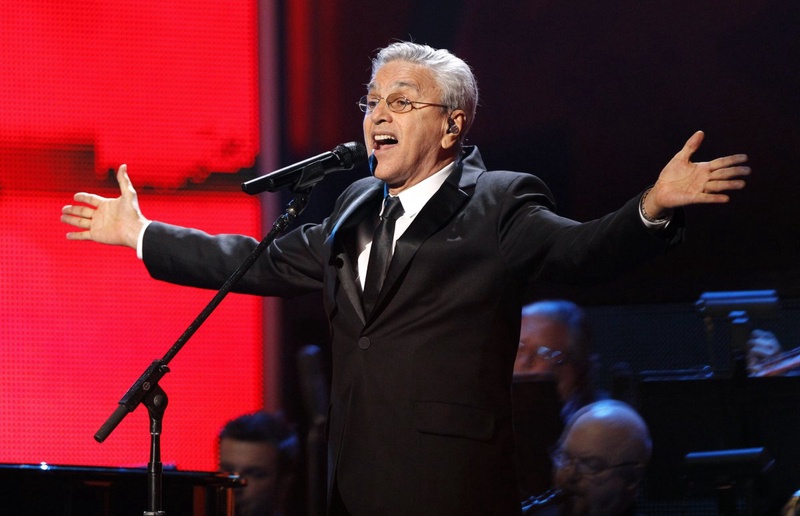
[332,147,485,325]
[367,157,480,322]
[325,182,383,324]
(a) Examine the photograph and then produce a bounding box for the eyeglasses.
[358,93,450,114]
[550,448,641,479]
[518,345,569,366]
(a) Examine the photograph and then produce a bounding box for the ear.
[441,110,466,149]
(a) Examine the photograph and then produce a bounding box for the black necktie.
[362,195,404,316]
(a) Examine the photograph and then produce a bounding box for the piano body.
[0,463,242,515]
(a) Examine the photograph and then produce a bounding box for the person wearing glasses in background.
[524,400,651,516]
[62,41,750,515]
[514,300,598,423]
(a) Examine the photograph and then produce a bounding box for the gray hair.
[521,299,592,366]
[370,41,479,138]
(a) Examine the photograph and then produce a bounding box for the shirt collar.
[391,162,456,219]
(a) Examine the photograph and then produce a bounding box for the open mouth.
[373,133,398,149]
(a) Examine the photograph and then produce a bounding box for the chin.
[372,169,397,185]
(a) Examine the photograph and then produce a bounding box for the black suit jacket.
[143,146,681,515]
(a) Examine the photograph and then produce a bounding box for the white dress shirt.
[356,163,455,290]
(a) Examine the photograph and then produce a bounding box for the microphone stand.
[94,172,321,516]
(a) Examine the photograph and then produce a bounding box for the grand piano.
[0,463,242,515]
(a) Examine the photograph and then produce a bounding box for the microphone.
[241,141,367,194]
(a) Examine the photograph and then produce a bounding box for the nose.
[368,99,392,123]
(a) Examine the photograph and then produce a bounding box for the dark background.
[267,1,800,511]
[273,0,800,367]
[276,0,799,306]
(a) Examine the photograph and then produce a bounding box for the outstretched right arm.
[61,164,149,249]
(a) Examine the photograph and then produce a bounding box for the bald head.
[554,400,651,516]
[566,400,651,466]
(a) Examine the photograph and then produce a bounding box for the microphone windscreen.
[334,141,368,168]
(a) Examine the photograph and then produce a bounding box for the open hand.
[644,131,750,218]
[61,164,148,249]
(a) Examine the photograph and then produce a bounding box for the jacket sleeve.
[142,220,327,298]
[495,173,685,284]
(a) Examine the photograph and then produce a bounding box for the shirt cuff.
[136,220,153,260]
[639,188,673,230]
[639,209,672,230]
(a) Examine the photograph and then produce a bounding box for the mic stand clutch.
[94,178,319,515]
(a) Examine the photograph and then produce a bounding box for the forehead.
[368,60,439,95]
[563,416,626,459]
[564,425,610,459]
[219,439,279,469]
[520,316,570,348]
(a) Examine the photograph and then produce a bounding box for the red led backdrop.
[0,0,258,187]
[0,1,268,471]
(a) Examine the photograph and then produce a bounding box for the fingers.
[710,154,749,170]
[702,153,750,198]
[61,204,93,219]
[714,180,746,192]
[61,205,89,224]
[62,211,91,239]
[710,165,751,180]
[68,165,133,207]
[61,164,139,246]
[703,163,750,196]
[681,133,749,176]
[60,205,93,236]
[656,132,750,209]
[705,176,748,193]
[65,230,92,241]
[72,191,106,207]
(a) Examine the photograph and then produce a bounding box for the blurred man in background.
[525,399,651,515]
[218,411,300,516]
[514,300,597,422]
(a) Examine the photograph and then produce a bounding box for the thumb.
[679,130,705,160]
[116,164,136,198]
